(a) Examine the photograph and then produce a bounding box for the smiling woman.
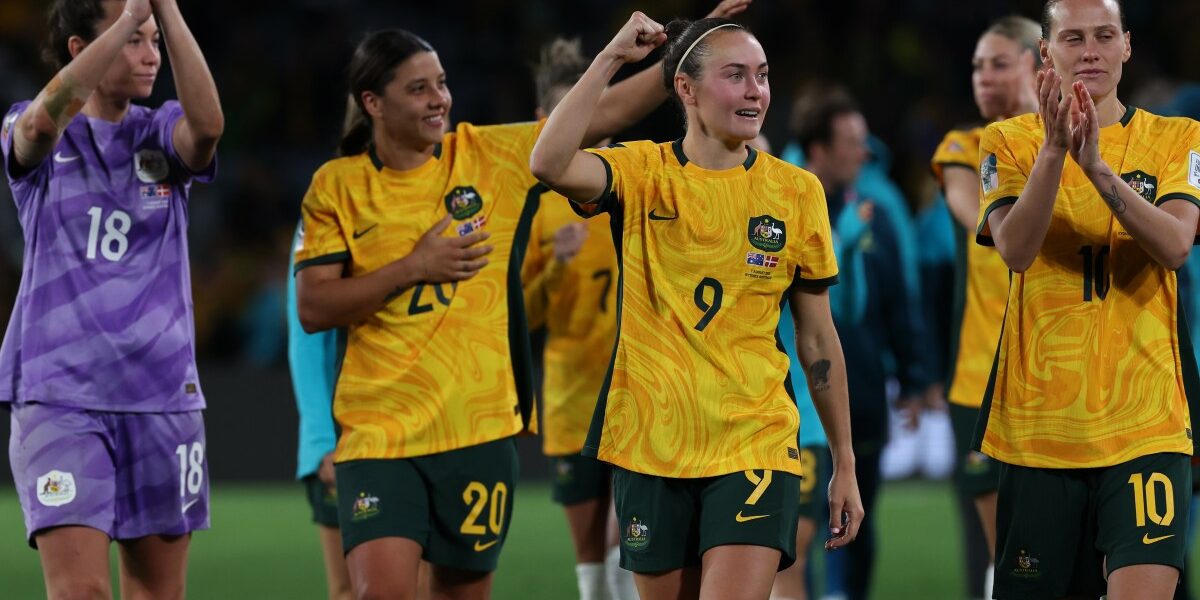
[530,11,863,600]
[290,16,681,599]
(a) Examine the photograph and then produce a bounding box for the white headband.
[673,23,742,79]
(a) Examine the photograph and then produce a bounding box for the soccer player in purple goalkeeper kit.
[0,0,221,597]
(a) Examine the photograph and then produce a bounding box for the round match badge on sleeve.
[1189,150,1200,191]
[981,153,998,194]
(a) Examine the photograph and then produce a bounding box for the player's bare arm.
[943,167,983,230]
[988,67,1071,272]
[297,216,492,332]
[14,0,152,168]
[587,0,751,145]
[153,0,224,173]
[788,285,863,551]
[531,12,666,203]
[1069,82,1198,269]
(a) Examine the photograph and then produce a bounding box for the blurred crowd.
[0,0,1197,366]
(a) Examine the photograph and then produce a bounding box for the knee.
[46,576,110,600]
[355,581,413,600]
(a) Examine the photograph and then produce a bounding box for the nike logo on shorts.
[474,539,499,552]
[735,511,769,523]
[648,209,678,221]
[1143,533,1175,545]
[182,498,200,514]
[353,224,378,239]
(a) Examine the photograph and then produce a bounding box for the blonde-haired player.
[978,0,1200,597]
[931,15,1040,599]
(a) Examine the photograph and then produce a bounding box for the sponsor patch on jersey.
[747,215,786,253]
[745,252,779,268]
[981,153,999,194]
[139,184,171,210]
[135,149,170,183]
[1120,170,1158,203]
[1189,151,1200,191]
[457,215,488,236]
[36,470,76,507]
[445,186,484,220]
[948,140,964,154]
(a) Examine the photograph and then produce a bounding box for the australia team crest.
[445,186,484,220]
[748,215,786,253]
[1120,170,1157,203]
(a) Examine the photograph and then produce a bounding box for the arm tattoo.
[1100,182,1126,215]
[39,70,86,130]
[808,359,832,392]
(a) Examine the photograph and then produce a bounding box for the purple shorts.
[8,404,210,546]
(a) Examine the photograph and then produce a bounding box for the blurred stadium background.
[1,0,1199,597]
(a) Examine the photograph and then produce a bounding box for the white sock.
[984,564,994,600]
[576,562,606,600]
[606,545,638,600]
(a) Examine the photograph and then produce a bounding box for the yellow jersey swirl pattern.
[295,121,544,460]
[933,127,1010,408]
[578,140,838,478]
[523,188,619,456]
[976,108,1200,468]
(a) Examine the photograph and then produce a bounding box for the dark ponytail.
[43,0,107,70]
[337,95,373,158]
[337,29,435,157]
[660,17,746,93]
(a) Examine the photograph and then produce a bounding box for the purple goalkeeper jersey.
[0,100,214,412]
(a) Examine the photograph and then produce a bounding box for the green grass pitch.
[0,481,1195,598]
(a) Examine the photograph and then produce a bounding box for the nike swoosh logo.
[735,511,770,523]
[474,539,499,552]
[1143,533,1175,545]
[182,498,200,514]
[648,209,678,221]
[352,224,377,239]
[53,152,79,163]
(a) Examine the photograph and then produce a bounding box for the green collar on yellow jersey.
[671,138,758,171]
[367,143,443,171]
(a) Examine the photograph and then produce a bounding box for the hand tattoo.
[1100,183,1126,215]
[809,359,832,392]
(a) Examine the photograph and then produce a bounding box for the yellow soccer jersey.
[577,140,839,478]
[522,190,618,456]
[932,128,1010,408]
[975,107,1200,468]
[295,121,544,461]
